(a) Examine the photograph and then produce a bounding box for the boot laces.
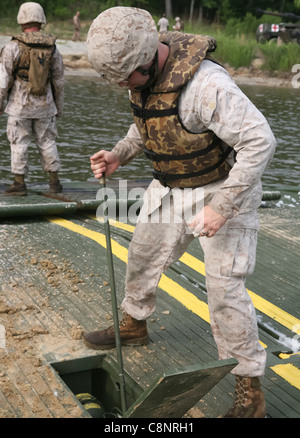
[120,312,130,327]
[234,377,249,406]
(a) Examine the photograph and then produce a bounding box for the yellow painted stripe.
[179,252,206,277]
[159,275,210,323]
[50,217,128,263]
[94,217,300,335]
[279,352,300,360]
[96,216,135,234]
[48,217,211,323]
[247,291,300,335]
[271,364,300,390]
[50,217,270,348]
[179,251,300,335]
[52,216,300,338]
[49,216,300,390]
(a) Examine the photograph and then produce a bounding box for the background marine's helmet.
[86,7,159,84]
[17,2,46,25]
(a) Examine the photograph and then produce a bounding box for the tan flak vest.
[130,32,232,188]
[12,32,56,96]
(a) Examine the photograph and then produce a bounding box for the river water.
[0,75,299,206]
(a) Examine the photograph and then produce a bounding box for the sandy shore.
[0,35,294,88]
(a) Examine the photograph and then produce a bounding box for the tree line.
[1,0,299,23]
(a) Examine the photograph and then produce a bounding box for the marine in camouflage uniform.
[84,7,277,418]
[0,2,64,195]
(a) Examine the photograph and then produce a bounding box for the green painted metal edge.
[261,191,281,201]
[0,201,78,217]
[0,187,281,219]
[123,358,238,418]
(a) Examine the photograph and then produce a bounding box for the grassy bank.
[182,20,300,73]
[211,32,300,74]
[1,16,299,74]
[0,17,91,40]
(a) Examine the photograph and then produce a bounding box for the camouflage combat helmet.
[17,2,46,25]
[86,7,159,84]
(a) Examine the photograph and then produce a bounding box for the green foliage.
[44,0,103,20]
[53,6,69,19]
[259,41,300,71]
[1,0,299,72]
[223,13,261,37]
[1,0,299,22]
[214,34,256,68]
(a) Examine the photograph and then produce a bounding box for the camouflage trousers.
[121,180,266,377]
[7,116,61,175]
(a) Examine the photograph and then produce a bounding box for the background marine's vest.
[13,32,56,96]
[131,32,232,188]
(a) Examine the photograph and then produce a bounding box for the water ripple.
[0,78,298,194]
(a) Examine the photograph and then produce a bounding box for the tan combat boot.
[224,376,266,418]
[5,174,27,196]
[83,312,149,350]
[49,171,62,194]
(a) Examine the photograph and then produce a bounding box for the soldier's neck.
[24,27,40,33]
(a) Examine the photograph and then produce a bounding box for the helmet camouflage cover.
[86,7,159,84]
[17,2,46,25]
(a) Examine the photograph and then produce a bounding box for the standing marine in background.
[72,11,81,41]
[157,13,169,32]
[0,2,64,196]
[173,16,183,31]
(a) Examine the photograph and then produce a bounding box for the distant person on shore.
[0,2,64,196]
[157,13,169,32]
[173,16,184,31]
[72,11,81,41]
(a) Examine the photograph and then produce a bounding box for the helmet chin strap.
[134,51,159,91]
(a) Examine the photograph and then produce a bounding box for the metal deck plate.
[124,359,237,418]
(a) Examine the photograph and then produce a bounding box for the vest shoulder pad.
[12,32,56,48]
